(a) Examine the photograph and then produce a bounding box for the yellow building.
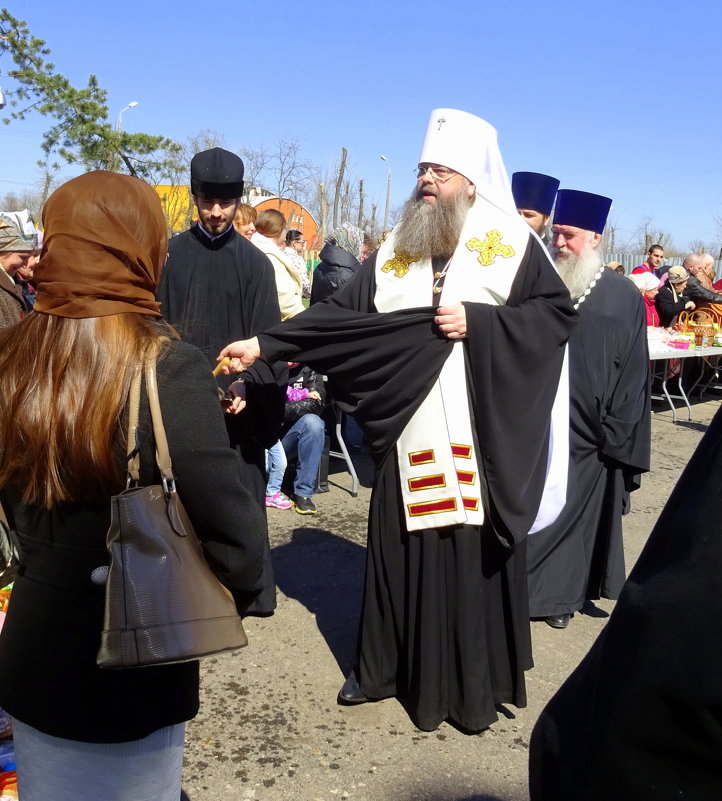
[154,185,193,233]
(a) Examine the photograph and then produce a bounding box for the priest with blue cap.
[511,171,560,241]
[526,188,651,630]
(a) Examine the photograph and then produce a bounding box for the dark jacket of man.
[310,242,361,305]
[283,364,325,428]
[686,274,722,305]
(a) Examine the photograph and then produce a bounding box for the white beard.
[553,243,603,302]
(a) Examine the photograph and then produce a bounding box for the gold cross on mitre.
[465,230,516,266]
[381,251,417,278]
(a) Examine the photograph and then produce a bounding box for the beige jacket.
[251,233,305,319]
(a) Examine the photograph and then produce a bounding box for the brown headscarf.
[34,171,167,318]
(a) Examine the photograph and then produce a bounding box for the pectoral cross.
[437,116,446,131]
[465,230,516,266]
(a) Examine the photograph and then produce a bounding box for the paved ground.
[183,398,720,801]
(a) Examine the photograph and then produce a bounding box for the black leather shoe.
[337,671,370,705]
[545,613,571,629]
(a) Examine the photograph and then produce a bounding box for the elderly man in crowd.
[511,171,560,243]
[217,108,575,733]
[682,252,722,312]
[526,189,651,630]
[0,212,37,327]
[156,147,287,617]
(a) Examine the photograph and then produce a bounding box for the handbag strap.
[126,364,142,485]
[145,359,176,488]
[124,358,176,489]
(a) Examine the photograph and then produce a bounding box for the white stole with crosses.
[374,198,531,532]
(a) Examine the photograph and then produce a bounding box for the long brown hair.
[0,312,173,508]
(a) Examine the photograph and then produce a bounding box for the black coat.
[157,222,288,615]
[530,405,722,801]
[283,363,325,427]
[0,340,266,743]
[655,282,690,327]
[310,242,361,305]
[686,274,722,306]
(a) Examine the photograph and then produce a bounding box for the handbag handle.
[124,358,176,491]
[126,364,142,485]
[145,360,176,489]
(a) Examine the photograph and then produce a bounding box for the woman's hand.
[217,337,261,372]
[435,303,467,340]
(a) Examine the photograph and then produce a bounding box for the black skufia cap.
[190,148,245,200]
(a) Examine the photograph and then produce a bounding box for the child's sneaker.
[265,492,292,510]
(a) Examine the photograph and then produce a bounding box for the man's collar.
[193,220,235,243]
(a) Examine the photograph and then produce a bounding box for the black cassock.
[527,269,651,618]
[530,406,722,801]
[157,223,287,615]
[256,237,575,732]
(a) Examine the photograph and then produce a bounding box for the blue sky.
[2,0,720,250]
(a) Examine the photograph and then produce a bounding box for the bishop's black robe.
[530,405,722,800]
[527,269,650,618]
[255,236,575,732]
[157,223,287,615]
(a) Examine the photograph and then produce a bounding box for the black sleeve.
[687,276,722,304]
[463,236,577,543]
[154,342,266,613]
[227,250,288,448]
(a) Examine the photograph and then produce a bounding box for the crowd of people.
[614,244,722,330]
[0,107,717,799]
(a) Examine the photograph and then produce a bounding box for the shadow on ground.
[273,527,365,672]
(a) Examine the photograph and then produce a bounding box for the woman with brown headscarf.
[0,172,265,800]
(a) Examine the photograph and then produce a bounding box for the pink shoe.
[265,492,292,510]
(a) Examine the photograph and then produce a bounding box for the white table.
[649,345,722,421]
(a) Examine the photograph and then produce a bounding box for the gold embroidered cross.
[381,252,417,278]
[465,230,515,266]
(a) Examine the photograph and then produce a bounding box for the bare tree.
[357,179,365,230]
[238,145,269,200]
[314,182,329,250]
[332,147,348,229]
[627,217,675,254]
[269,137,311,205]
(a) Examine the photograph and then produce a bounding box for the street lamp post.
[379,155,391,232]
[116,101,138,132]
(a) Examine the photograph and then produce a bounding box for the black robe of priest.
[527,269,651,619]
[255,236,575,732]
[157,223,287,615]
[529,405,722,801]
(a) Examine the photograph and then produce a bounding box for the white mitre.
[418,108,516,216]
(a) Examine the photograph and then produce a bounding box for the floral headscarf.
[326,222,364,262]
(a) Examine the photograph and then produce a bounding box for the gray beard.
[393,188,471,260]
[554,245,603,301]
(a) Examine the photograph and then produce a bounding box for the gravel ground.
[183,398,720,801]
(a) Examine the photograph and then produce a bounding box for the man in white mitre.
[218,109,575,733]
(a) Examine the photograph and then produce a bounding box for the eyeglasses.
[416,164,457,183]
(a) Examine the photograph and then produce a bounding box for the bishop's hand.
[435,303,467,340]
[217,337,261,372]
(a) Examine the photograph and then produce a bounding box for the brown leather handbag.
[97,359,248,669]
